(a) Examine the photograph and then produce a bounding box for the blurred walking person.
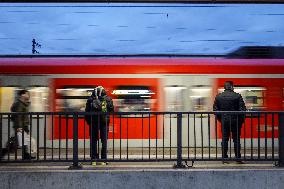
[1,90,36,160]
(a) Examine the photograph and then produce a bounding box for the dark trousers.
[221,118,242,158]
[90,116,109,160]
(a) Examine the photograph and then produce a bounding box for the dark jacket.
[213,89,246,123]
[10,99,30,132]
[85,95,114,126]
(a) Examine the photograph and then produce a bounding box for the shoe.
[23,153,36,160]
[222,155,229,164]
[0,148,8,161]
[223,154,228,158]
[22,145,36,160]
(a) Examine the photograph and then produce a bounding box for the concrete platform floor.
[0,161,280,170]
[1,162,284,189]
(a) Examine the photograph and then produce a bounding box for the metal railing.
[0,111,283,168]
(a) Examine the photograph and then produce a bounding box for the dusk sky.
[0,3,284,55]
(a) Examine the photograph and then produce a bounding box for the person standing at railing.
[85,86,114,166]
[213,81,246,162]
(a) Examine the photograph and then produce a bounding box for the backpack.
[84,96,111,125]
[101,99,107,113]
[84,97,101,125]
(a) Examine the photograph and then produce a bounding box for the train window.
[112,86,156,113]
[56,86,94,112]
[189,85,212,111]
[0,86,48,113]
[218,86,266,111]
[28,87,49,112]
[164,85,186,112]
[0,87,17,112]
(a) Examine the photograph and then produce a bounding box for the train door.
[162,75,213,147]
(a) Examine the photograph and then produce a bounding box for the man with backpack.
[85,86,114,165]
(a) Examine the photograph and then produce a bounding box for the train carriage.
[1,54,284,149]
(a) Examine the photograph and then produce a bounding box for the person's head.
[224,81,234,91]
[92,86,106,98]
[18,89,30,104]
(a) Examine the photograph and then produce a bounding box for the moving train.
[1,48,284,147]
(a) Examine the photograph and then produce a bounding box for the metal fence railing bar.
[0,111,283,168]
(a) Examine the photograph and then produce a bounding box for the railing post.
[278,112,284,167]
[69,113,82,169]
[174,113,185,168]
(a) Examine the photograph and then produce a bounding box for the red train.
[0,55,284,144]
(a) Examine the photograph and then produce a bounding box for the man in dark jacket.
[11,90,30,134]
[85,86,114,165]
[213,81,246,160]
[1,90,35,160]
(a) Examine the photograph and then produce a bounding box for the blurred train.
[1,47,284,148]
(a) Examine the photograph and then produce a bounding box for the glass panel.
[164,85,186,112]
[189,85,212,111]
[28,87,49,112]
[56,87,94,112]
[218,86,266,111]
[0,87,17,112]
[0,86,48,113]
[112,86,156,112]
[57,88,93,97]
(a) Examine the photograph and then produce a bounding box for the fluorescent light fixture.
[191,88,211,92]
[218,87,266,92]
[57,88,94,91]
[112,90,155,95]
[190,96,202,98]
[164,87,187,90]
[235,87,266,91]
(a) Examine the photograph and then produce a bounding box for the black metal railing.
[0,111,283,168]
